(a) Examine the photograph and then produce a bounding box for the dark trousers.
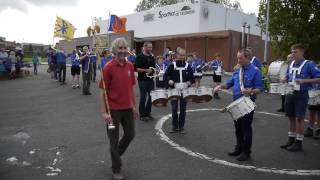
[82,70,91,93]
[233,111,254,155]
[107,109,135,173]
[281,95,285,110]
[171,99,187,129]
[53,64,58,79]
[91,62,97,81]
[33,63,37,75]
[138,80,154,117]
[58,63,66,82]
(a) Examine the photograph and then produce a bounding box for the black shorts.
[308,104,320,111]
[71,66,80,76]
[213,74,222,82]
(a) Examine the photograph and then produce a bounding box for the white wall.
[97,0,262,38]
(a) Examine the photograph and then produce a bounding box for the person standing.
[99,38,138,180]
[304,82,320,139]
[135,42,156,121]
[214,49,262,161]
[280,44,320,152]
[80,46,92,95]
[165,47,194,133]
[56,47,67,85]
[90,50,97,82]
[211,53,223,99]
[191,52,205,88]
[70,49,80,89]
[32,54,40,75]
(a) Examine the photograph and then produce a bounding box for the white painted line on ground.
[155,108,320,176]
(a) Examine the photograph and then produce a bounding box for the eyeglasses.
[118,46,128,50]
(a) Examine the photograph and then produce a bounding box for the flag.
[108,15,127,33]
[54,16,76,40]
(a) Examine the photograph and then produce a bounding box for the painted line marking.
[155,108,320,176]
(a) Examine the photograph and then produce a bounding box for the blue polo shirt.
[226,63,263,101]
[251,56,262,70]
[191,58,205,72]
[70,54,80,67]
[56,52,66,64]
[128,54,136,64]
[90,53,97,64]
[101,55,113,68]
[286,59,320,91]
[211,59,222,71]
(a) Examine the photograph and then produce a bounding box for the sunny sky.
[0,0,261,45]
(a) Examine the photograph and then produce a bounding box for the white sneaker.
[112,172,125,180]
[72,85,76,88]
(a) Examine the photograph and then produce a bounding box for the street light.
[263,0,270,62]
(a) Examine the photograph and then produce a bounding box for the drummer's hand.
[213,85,222,93]
[145,68,153,74]
[133,108,139,120]
[242,88,252,97]
[169,80,174,85]
[101,112,112,124]
[295,79,305,84]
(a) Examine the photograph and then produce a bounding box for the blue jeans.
[138,80,154,117]
[171,99,187,129]
[234,111,254,155]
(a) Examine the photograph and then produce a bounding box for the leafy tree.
[135,0,242,12]
[258,0,320,61]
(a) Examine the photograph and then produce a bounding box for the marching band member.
[211,53,223,99]
[99,38,138,180]
[70,49,80,89]
[127,48,136,64]
[191,52,205,88]
[277,54,294,112]
[164,47,194,134]
[247,47,262,70]
[90,49,97,82]
[305,82,320,139]
[79,46,92,95]
[155,55,168,89]
[135,42,156,121]
[214,49,262,161]
[56,47,67,85]
[101,48,113,68]
[280,44,320,152]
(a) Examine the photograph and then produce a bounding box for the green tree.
[135,0,242,12]
[258,0,320,61]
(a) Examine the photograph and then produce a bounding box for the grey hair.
[176,47,186,55]
[111,38,128,55]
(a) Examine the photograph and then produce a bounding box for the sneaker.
[287,140,303,152]
[313,128,320,139]
[280,137,295,149]
[76,84,80,88]
[236,153,250,161]
[169,128,180,133]
[72,85,76,89]
[146,115,155,121]
[304,127,313,137]
[228,150,242,156]
[139,116,148,122]
[112,172,125,180]
[277,108,284,112]
[179,128,186,134]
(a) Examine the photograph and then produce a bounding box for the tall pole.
[263,0,270,62]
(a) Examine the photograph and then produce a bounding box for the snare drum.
[308,90,320,105]
[196,86,213,102]
[182,87,198,102]
[167,89,181,100]
[150,89,168,107]
[174,82,188,90]
[268,61,288,83]
[269,83,283,94]
[225,97,256,120]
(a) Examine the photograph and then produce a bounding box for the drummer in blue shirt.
[247,47,262,70]
[280,43,320,152]
[127,48,136,64]
[191,52,205,88]
[101,49,113,69]
[214,49,262,161]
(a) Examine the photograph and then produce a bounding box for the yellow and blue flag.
[108,15,127,33]
[54,16,76,40]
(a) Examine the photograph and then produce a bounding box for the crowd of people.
[0,47,26,79]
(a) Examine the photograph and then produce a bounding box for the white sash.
[215,60,222,75]
[288,60,308,91]
[173,61,189,83]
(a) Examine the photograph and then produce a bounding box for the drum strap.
[250,56,256,64]
[289,60,308,82]
[239,67,244,90]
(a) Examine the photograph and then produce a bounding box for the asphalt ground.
[0,65,319,180]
